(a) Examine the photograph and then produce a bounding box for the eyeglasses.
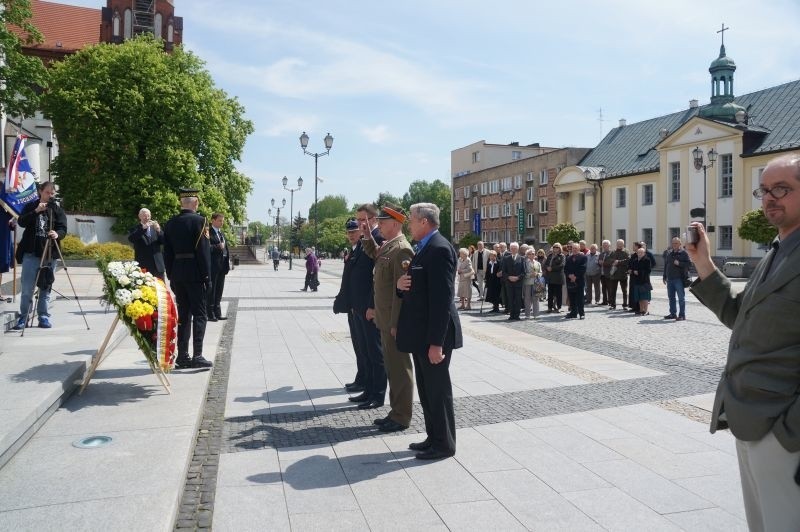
[753,185,794,199]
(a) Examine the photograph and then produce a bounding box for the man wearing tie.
[208,213,230,322]
[501,242,525,321]
[563,243,587,319]
[396,203,462,460]
[128,208,165,279]
[688,154,800,530]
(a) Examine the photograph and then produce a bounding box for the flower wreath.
[98,259,178,371]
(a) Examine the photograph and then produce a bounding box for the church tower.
[699,25,746,122]
[100,1,182,51]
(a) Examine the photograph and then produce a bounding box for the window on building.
[526,171,534,182]
[490,230,498,242]
[481,206,487,219]
[526,187,535,202]
[463,208,469,221]
[512,151,521,160]
[472,151,480,163]
[720,154,733,197]
[616,187,626,208]
[527,213,536,228]
[154,12,163,39]
[514,174,523,189]
[617,229,626,243]
[464,186,470,199]
[503,202,511,217]
[482,231,487,241]
[670,162,680,202]
[642,228,653,249]
[539,169,548,186]
[454,209,460,222]
[719,225,733,250]
[480,182,488,196]
[490,180,499,194]
[473,196,478,209]
[669,227,680,242]
[124,8,132,39]
[454,187,461,201]
[490,204,499,218]
[578,192,585,211]
[540,228,548,243]
[502,177,513,191]
[539,198,548,214]
[642,184,654,206]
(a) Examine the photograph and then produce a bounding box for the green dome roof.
[710,45,736,72]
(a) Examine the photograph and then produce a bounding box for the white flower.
[131,289,143,301]
[115,289,133,306]
[118,275,131,287]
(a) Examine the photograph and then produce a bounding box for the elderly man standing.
[604,239,630,309]
[127,208,165,279]
[501,242,525,321]
[362,203,415,433]
[687,154,800,530]
[663,237,691,321]
[471,241,487,300]
[396,203,462,459]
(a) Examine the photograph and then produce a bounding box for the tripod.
[21,235,90,336]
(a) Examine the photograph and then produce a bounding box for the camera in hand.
[686,225,699,245]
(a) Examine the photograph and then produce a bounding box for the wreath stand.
[79,315,172,395]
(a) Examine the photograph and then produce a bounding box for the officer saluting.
[163,188,213,369]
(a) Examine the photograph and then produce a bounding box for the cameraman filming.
[12,181,67,330]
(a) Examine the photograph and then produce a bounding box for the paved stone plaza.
[0,260,747,531]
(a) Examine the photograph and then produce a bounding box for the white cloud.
[360,125,390,144]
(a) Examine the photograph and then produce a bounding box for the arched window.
[123,9,132,39]
[154,13,163,39]
[112,9,120,37]
[167,16,174,43]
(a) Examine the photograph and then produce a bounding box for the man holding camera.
[662,237,690,320]
[687,154,800,530]
[13,181,67,330]
[127,208,165,279]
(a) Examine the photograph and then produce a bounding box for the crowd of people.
[458,237,693,321]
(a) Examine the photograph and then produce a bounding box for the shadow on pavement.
[63,381,160,411]
[10,361,85,383]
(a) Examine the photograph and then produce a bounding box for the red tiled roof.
[19,0,101,52]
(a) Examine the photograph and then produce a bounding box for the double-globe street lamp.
[499,188,515,243]
[692,146,717,230]
[282,176,303,270]
[268,198,286,254]
[299,132,334,249]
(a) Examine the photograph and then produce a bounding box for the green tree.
[1,0,49,118]
[738,207,777,246]
[547,222,580,245]
[43,36,253,232]
[458,232,480,249]
[291,212,307,251]
[316,214,352,255]
[248,221,268,244]
[309,194,349,223]
[402,179,451,241]
[375,191,402,209]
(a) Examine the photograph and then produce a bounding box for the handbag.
[37,265,55,290]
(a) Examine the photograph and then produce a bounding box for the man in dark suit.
[340,217,386,410]
[127,208,165,279]
[207,213,231,321]
[688,154,800,530]
[501,242,525,321]
[163,188,213,369]
[396,202,463,460]
[563,243,588,319]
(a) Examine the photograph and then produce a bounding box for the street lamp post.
[282,175,303,270]
[692,147,717,230]
[299,131,334,250]
[499,189,515,243]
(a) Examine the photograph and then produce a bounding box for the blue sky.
[63,0,800,226]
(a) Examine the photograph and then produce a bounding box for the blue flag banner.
[0,135,40,216]
[472,212,481,236]
[0,209,13,273]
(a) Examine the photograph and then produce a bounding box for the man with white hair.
[128,207,165,279]
[501,242,525,321]
[471,241,487,299]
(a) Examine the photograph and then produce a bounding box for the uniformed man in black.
[163,188,213,369]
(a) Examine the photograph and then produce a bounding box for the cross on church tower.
[717,23,729,46]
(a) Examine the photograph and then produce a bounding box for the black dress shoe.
[207,316,218,322]
[345,383,364,393]
[191,355,213,368]
[175,357,192,369]
[374,416,391,426]
[378,419,408,432]
[357,400,384,410]
[348,393,369,402]
[216,315,228,320]
[408,440,431,451]
[415,448,454,460]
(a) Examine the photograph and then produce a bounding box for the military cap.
[345,218,359,231]
[376,204,406,222]
[179,187,200,198]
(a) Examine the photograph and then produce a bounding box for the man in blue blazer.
[688,154,800,530]
[396,203,463,459]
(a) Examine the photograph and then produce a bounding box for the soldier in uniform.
[163,188,213,369]
[362,203,415,433]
